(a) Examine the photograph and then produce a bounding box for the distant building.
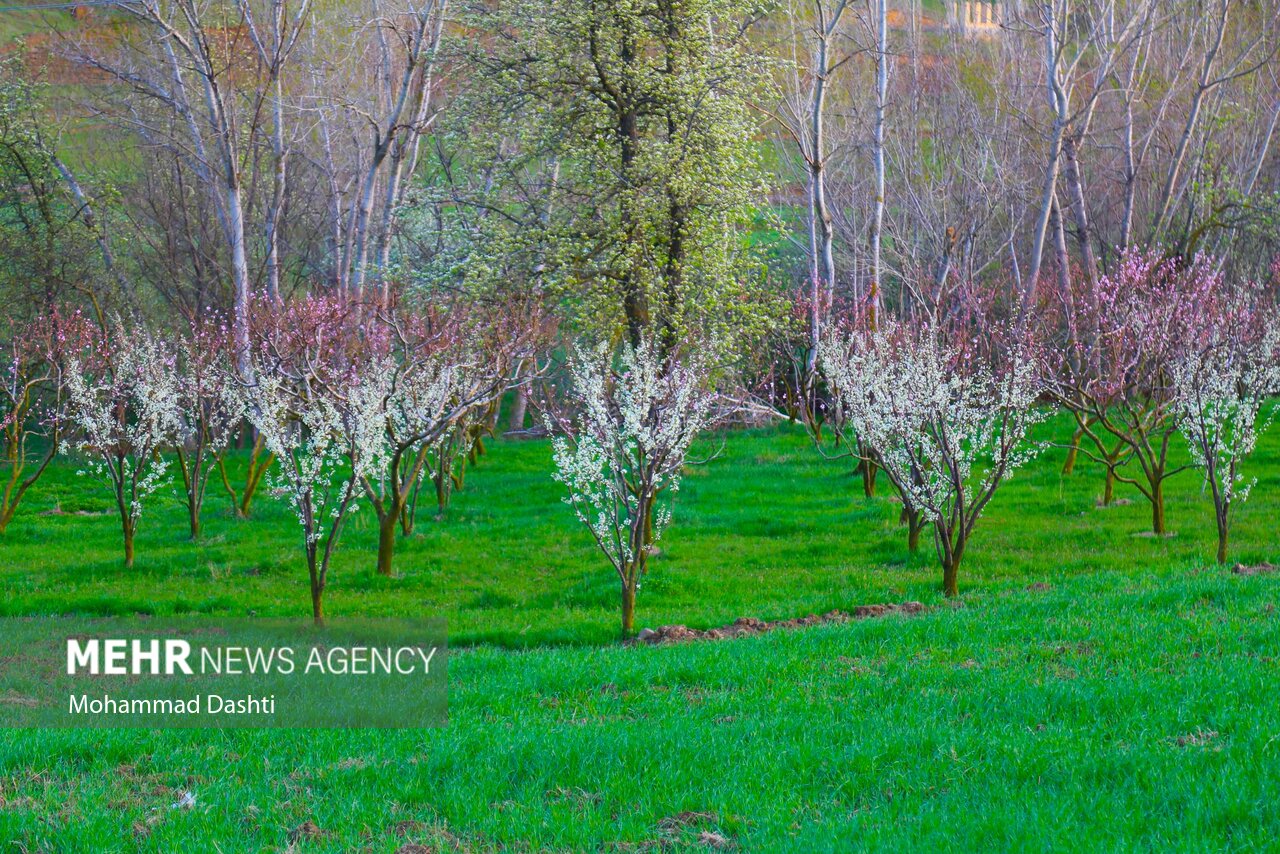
[950,1,1003,36]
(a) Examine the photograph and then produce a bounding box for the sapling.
[1171,293,1280,564]
[173,316,244,540]
[821,320,1045,597]
[243,295,391,624]
[0,309,98,535]
[61,323,183,567]
[549,339,715,636]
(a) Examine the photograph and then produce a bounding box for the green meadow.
[2,417,1279,851]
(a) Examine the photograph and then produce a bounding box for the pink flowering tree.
[242,295,391,625]
[173,316,245,540]
[0,309,100,535]
[61,323,183,567]
[821,320,1045,597]
[1047,251,1224,533]
[548,339,716,637]
[1171,290,1280,564]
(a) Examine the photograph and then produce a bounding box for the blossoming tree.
[1047,251,1223,532]
[242,295,390,625]
[1171,291,1280,564]
[821,320,1045,597]
[62,323,183,567]
[0,309,99,535]
[357,301,544,575]
[549,340,715,636]
[174,316,244,540]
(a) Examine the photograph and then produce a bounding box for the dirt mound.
[1232,562,1277,576]
[632,602,925,645]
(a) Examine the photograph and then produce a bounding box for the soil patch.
[632,602,926,645]
[1232,562,1278,577]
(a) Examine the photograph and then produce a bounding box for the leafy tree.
[467,0,778,354]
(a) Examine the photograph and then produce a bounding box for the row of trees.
[2,294,542,623]
[1,249,1278,631]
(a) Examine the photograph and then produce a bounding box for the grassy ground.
[1,416,1279,850]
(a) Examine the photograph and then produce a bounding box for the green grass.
[2,416,1280,850]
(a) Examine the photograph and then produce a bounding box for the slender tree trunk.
[1021,3,1065,319]
[308,548,325,626]
[941,525,965,597]
[226,180,252,376]
[1151,479,1166,534]
[621,576,637,637]
[122,516,135,568]
[1059,134,1098,289]
[239,434,273,518]
[1062,425,1083,475]
[862,460,878,498]
[907,511,923,553]
[869,0,888,327]
[1215,509,1228,565]
[376,509,398,576]
[942,555,959,598]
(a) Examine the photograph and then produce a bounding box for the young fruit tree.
[1047,251,1223,532]
[61,323,183,567]
[359,305,535,578]
[243,296,391,625]
[0,309,98,535]
[548,340,715,637]
[1170,293,1280,565]
[173,317,245,540]
[821,320,1045,597]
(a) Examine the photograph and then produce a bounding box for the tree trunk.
[868,0,888,327]
[188,500,201,542]
[1216,514,1228,565]
[621,579,637,638]
[122,517,135,568]
[1062,426,1083,475]
[1102,466,1116,506]
[1151,480,1166,534]
[434,470,449,515]
[311,583,324,626]
[942,555,959,598]
[309,554,325,627]
[862,460,878,498]
[508,386,529,432]
[376,510,398,577]
[239,436,273,518]
[908,513,922,553]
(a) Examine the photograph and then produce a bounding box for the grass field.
[2,416,1279,850]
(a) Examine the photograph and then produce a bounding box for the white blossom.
[1170,312,1280,561]
[61,325,183,530]
[549,339,715,615]
[820,321,1046,593]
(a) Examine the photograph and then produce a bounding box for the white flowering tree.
[243,296,392,625]
[821,321,1046,597]
[549,340,715,636]
[174,317,244,541]
[1171,300,1280,565]
[62,324,183,567]
[360,304,541,576]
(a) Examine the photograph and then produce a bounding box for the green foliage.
[439,0,782,355]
